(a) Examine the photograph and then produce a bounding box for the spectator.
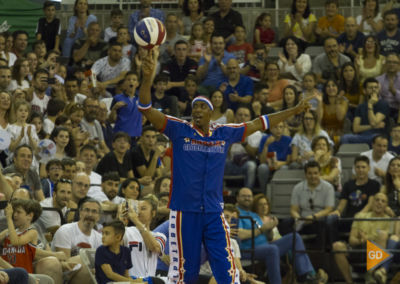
[30,69,50,115]
[178,75,200,116]
[338,16,366,60]
[281,85,302,135]
[257,121,292,192]
[78,144,103,198]
[284,0,317,43]
[380,156,400,216]
[187,23,207,62]
[278,36,311,82]
[332,192,389,283]
[301,72,323,118]
[159,13,185,65]
[28,112,47,141]
[224,106,259,189]
[0,66,12,92]
[91,172,125,211]
[81,98,110,156]
[97,101,114,150]
[0,33,16,67]
[9,57,30,92]
[327,155,380,243]
[220,58,253,111]
[180,0,205,35]
[131,126,162,181]
[253,12,276,46]
[389,124,400,155]
[96,132,134,179]
[61,158,77,180]
[32,40,47,67]
[321,79,348,139]
[356,0,383,35]
[209,90,234,124]
[251,83,275,117]
[241,43,267,82]
[91,42,131,89]
[70,172,90,205]
[119,195,167,281]
[62,0,97,58]
[226,25,254,65]
[49,127,76,160]
[118,178,141,201]
[376,53,400,120]
[202,17,215,46]
[316,0,345,40]
[43,98,66,135]
[0,91,11,131]
[313,37,351,84]
[151,74,179,116]
[116,26,134,59]
[72,22,108,69]
[37,178,73,236]
[355,35,385,83]
[128,0,165,36]
[291,110,333,168]
[236,188,323,283]
[377,10,400,55]
[12,31,28,59]
[26,52,38,76]
[341,77,389,144]
[103,8,123,43]
[36,1,61,52]
[359,135,394,184]
[338,62,363,119]
[110,72,142,143]
[162,40,198,99]
[263,62,289,109]
[210,0,243,42]
[41,159,63,198]
[64,76,87,105]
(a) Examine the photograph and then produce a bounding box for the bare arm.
[0,172,13,201]
[353,117,372,133]
[290,205,301,219]
[101,264,143,282]
[73,40,90,63]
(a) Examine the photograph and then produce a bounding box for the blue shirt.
[238,207,267,250]
[111,93,142,138]
[128,9,165,36]
[258,134,292,162]
[162,117,246,212]
[377,30,400,56]
[199,52,236,87]
[337,31,365,60]
[222,75,254,111]
[95,245,132,284]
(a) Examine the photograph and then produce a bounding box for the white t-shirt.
[37,197,67,231]
[228,131,262,160]
[8,123,39,147]
[52,222,102,257]
[356,13,382,35]
[104,27,117,42]
[358,149,394,184]
[8,79,30,92]
[43,118,55,135]
[87,171,103,200]
[89,188,125,204]
[91,56,131,83]
[31,92,50,115]
[1,51,16,67]
[123,226,166,278]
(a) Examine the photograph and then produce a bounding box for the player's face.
[138,200,155,225]
[102,180,120,201]
[191,101,212,129]
[54,183,72,208]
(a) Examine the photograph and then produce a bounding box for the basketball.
[133,17,166,50]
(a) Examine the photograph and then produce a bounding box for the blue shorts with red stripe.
[168,210,240,284]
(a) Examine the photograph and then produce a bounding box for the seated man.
[61,158,77,181]
[316,0,345,40]
[337,16,365,61]
[341,78,389,145]
[78,145,103,199]
[96,132,134,180]
[151,74,179,116]
[89,171,125,211]
[333,192,390,283]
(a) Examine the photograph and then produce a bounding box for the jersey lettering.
[129,241,143,252]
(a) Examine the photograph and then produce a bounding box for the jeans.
[3,268,28,284]
[242,233,314,283]
[341,133,378,145]
[225,160,256,188]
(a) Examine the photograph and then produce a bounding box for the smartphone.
[48,78,56,84]
[230,217,239,229]
[0,201,8,210]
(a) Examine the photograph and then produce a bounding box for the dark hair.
[110,8,123,17]
[102,171,120,183]
[65,76,79,84]
[210,90,228,113]
[282,85,299,110]
[372,134,388,144]
[34,68,49,79]
[119,178,141,198]
[363,77,379,89]
[103,220,126,237]
[354,155,370,165]
[47,98,66,116]
[79,197,102,213]
[11,57,29,85]
[253,43,267,51]
[154,74,169,84]
[362,0,379,17]
[304,160,321,172]
[182,0,203,16]
[254,83,269,94]
[43,0,56,9]
[322,79,339,105]
[50,127,77,158]
[12,30,29,41]
[54,178,72,194]
[0,66,10,72]
[32,40,46,51]
[362,35,380,59]
[385,156,400,195]
[185,74,198,85]
[325,0,338,6]
[311,135,331,152]
[113,131,131,143]
[28,112,46,140]
[174,40,188,49]
[109,41,123,49]
[254,12,271,29]
[384,8,398,19]
[54,114,70,127]
[45,158,64,173]
[73,0,89,16]
[12,199,42,223]
[291,0,311,18]
[154,176,171,195]
[80,144,98,156]
[142,125,157,135]
[14,144,33,157]
[210,32,224,41]
[62,157,76,167]
[339,62,360,96]
[282,36,303,59]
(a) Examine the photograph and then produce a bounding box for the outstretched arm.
[244,97,311,138]
[139,50,166,131]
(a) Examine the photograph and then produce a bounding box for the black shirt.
[131,145,159,178]
[96,151,132,178]
[211,9,243,39]
[163,57,198,98]
[36,17,61,51]
[152,93,179,116]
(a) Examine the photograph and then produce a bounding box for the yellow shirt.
[351,211,390,242]
[284,13,317,42]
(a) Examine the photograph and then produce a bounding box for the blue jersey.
[162,116,246,213]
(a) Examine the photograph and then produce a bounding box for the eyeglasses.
[309,198,314,210]
[58,178,71,184]
[81,208,99,215]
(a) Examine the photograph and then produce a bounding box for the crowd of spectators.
[2,0,400,282]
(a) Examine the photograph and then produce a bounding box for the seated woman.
[338,62,363,119]
[209,90,234,124]
[284,0,317,44]
[278,36,311,81]
[356,0,383,35]
[237,190,328,284]
[311,136,341,190]
[380,156,400,218]
[321,79,349,140]
[355,36,385,83]
[263,62,290,110]
[291,110,333,168]
[281,85,303,136]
